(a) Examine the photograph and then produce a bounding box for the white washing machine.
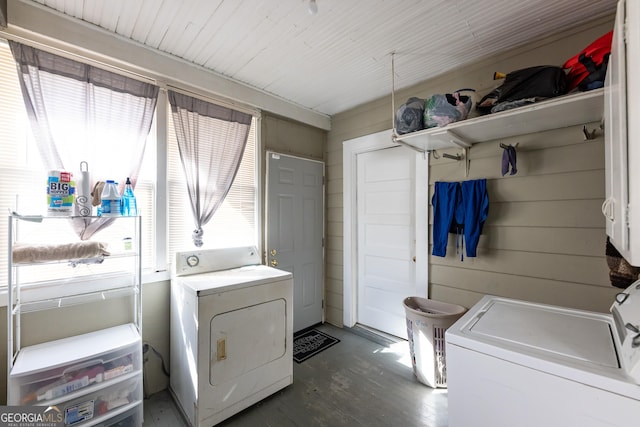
[169,246,293,427]
[445,281,640,427]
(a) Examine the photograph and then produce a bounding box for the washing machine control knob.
[186,255,199,267]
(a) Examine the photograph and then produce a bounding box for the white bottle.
[100,180,121,217]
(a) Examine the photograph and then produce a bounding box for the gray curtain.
[10,41,159,239]
[168,90,252,247]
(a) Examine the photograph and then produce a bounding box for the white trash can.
[403,296,467,388]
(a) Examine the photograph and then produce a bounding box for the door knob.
[270,259,278,267]
[270,249,277,256]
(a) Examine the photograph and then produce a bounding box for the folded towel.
[13,241,110,264]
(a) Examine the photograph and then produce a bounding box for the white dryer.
[445,281,640,427]
[169,246,293,427]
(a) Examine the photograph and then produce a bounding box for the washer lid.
[468,299,618,368]
[446,296,640,396]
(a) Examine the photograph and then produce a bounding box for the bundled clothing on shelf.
[476,66,567,114]
[432,179,489,260]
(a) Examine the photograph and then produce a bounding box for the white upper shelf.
[393,88,604,152]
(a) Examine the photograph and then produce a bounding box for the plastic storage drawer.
[57,375,142,426]
[8,324,141,405]
[94,404,142,427]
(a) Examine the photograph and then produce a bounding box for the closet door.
[356,146,417,339]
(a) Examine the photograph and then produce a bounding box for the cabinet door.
[605,0,629,256]
[626,0,640,265]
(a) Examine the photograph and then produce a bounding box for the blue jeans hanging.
[432,179,489,259]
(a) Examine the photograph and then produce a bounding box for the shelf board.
[15,285,138,313]
[394,88,604,152]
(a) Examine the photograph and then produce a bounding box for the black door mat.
[293,329,340,363]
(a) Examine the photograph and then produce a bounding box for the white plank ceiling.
[21,0,616,117]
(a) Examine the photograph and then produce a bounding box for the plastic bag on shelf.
[424,91,473,128]
[395,97,425,134]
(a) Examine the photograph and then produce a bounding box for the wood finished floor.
[142,323,448,427]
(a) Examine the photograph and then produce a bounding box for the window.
[0,40,157,285]
[0,39,259,287]
[166,102,258,256]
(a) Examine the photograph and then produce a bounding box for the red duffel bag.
[563,31,613,92]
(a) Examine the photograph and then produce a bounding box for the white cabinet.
[604,0,640,265]
[6,214,143,426]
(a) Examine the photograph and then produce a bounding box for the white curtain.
[10,41,159,239]
[168,90,252,247]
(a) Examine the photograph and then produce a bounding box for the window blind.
[167,101,257,260]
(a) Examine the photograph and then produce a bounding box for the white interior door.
[266,152,324,332]
[356,146,418,339]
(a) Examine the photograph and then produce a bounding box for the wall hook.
[500,142,519,150]
[582,125,597,140]
[433,149,469,177]
[464,147,470,178]
[442,152,462,161]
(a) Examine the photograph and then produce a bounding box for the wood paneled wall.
[262,113,325,161]
[259,112,326,261]
[325,16,618,327]
[429,125,617,312]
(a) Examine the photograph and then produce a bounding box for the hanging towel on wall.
[432,179,489,259]
[501,145,517,176]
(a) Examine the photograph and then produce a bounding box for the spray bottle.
[120,177,138,216]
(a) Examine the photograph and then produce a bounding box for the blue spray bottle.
[120,177,138,216]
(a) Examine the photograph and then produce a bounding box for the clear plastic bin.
[403,296,467,388]
[9,324,141,406]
